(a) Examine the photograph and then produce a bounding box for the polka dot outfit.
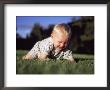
[27,37,74,61]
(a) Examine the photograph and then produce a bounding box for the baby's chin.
[55,48,61,51]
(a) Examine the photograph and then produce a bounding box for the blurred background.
[16,16,94,54]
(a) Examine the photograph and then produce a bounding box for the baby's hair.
[53,23,72,39]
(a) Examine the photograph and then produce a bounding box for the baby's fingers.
[22,55,31,60]
[22,56,26,60]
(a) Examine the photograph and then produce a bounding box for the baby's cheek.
[54,43,59,48]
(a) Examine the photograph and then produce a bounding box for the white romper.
[27,37,74,61]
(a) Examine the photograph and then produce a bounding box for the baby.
[22,23,75,62]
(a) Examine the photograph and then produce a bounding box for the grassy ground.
[16,50,94,74]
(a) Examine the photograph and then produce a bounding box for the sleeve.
[62,50,75,61]
[40,41,53,55]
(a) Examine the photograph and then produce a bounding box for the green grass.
[16,50,94,74]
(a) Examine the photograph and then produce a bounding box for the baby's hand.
[22,54,33,60]
[38,52,48,61]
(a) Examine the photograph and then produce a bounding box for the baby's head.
[51,23,71,51]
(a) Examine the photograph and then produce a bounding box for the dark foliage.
[16,16,94,54]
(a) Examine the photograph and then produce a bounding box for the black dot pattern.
[26,37,74,61]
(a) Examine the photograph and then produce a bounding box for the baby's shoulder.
[38,37,54,52]
[40,37,53,46]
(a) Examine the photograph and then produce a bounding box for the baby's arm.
[23,52,49,60]
[23,37,53,60]
[22,43,39,60]
[22,53,33,60]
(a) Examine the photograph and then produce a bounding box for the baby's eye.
[58,41,62,43]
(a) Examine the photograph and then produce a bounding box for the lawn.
[16,50,94,74]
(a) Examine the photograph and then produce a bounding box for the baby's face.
[51,30,69,51]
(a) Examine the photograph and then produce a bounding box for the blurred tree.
[30,23,43,41]
[68,16,94,54]
[16,33,21,39]
[16,16,94,54]
[80,16,94,54]
[16,33,25,50]
[43,24,54,38]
